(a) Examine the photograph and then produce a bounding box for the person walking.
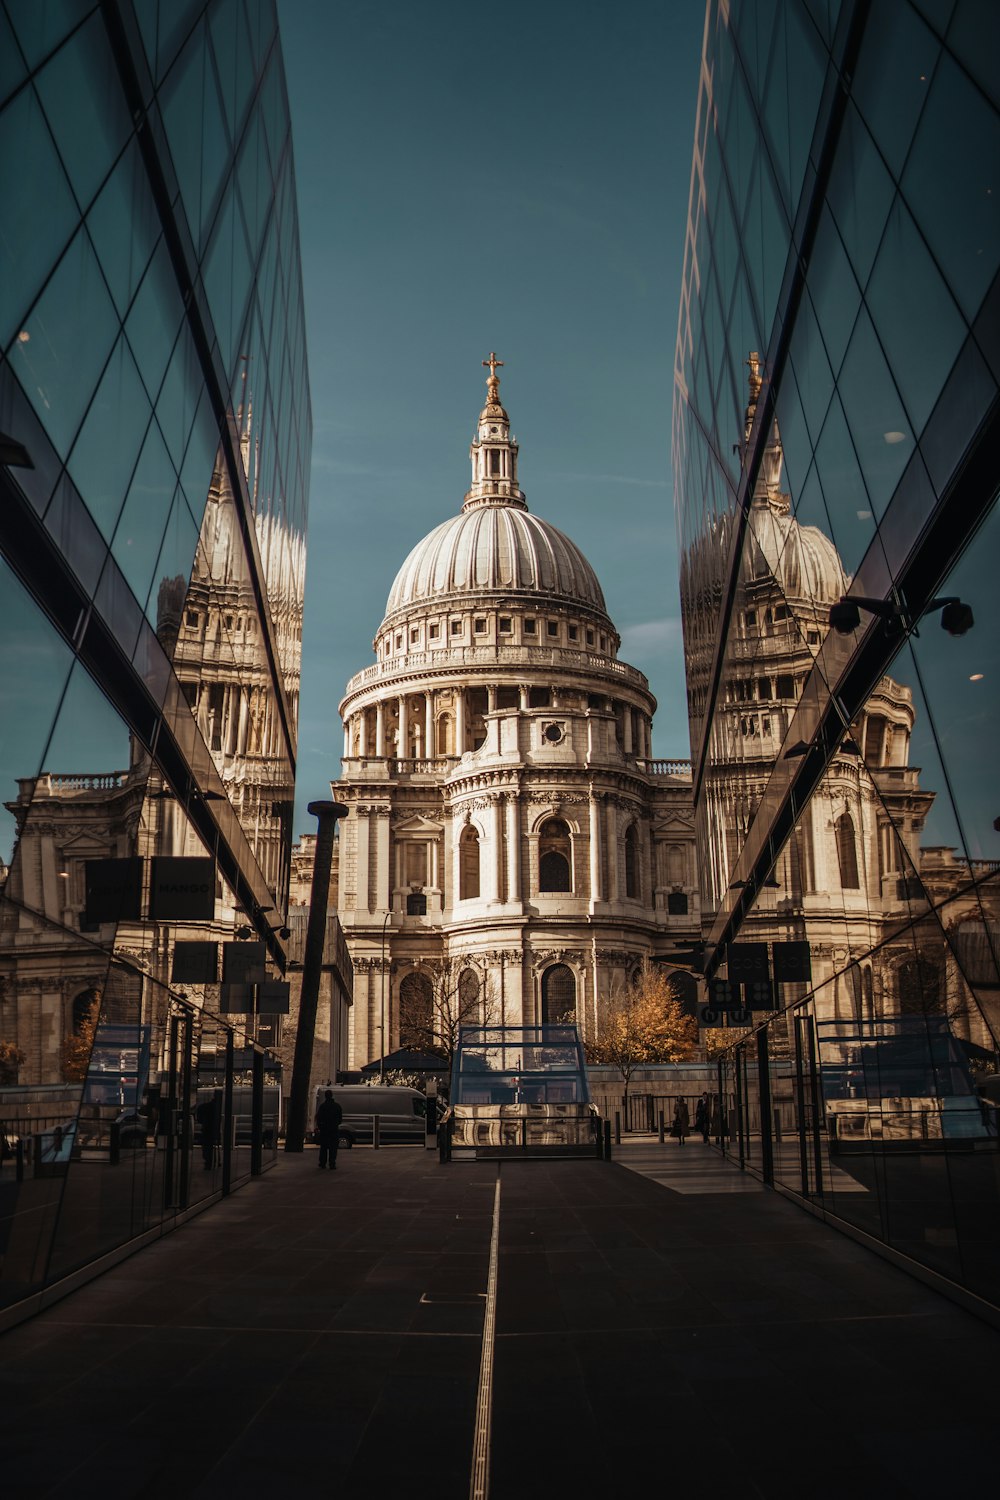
[196,1091,221,1170]
[315,1089,343,1170]
[673,1097,689,1145]
[695,1092,711,1143]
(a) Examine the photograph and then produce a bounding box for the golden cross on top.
[483,352,504,380]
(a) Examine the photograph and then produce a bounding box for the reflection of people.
[315,1089,343,1170]
[695,1092,711,1142]
[673,1098,689,1145]
[196,1092,221,1170]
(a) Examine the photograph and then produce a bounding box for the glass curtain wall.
[673,0,999,1311]
[0,0,308,1315]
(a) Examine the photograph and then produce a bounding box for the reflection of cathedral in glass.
[695,363,995,1054]
[0,2,314,1318]
[674,0,1000,1315]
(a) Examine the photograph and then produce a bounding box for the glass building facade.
[0,0,310,1320]
[673,0,999,1314]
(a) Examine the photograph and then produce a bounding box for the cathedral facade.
[331,361,699,1069]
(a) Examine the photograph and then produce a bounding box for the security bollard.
[109,1121,121,1166]
[603,1119,612,1160]
[658,1110,665,1144]
[614,1110,621,1145]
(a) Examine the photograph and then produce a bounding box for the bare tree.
[397,958,497,1071]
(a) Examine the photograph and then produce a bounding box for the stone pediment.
[393,814,444,835]
[652,812,694,833]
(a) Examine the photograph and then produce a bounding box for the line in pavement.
[469,1164,501,1500]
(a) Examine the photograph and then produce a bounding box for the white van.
[313,1085,427,1147]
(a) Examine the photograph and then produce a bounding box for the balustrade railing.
[344,643,650,694]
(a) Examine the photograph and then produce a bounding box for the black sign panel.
[773,940,812,983]
[84,858,143,924]
[149,857,215,920]
[222,941,266,984]
[259,981,290,1014]
[709,979,740,1010]
[744,978,775,1011]
[726,942,769,981]
[171,941,219,984]
[219,983,255,1014]
[256,1018,281,1049]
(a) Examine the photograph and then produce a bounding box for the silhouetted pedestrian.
[315,1089,343,1170]
[695,1092,711,1142]
[673,1097,689,1145]
[196,1091,221,1170]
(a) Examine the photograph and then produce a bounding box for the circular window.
[544,723,564,744]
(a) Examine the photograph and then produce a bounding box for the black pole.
[285,800,348,1152]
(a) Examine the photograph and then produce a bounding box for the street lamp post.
[379,907,391,1081]
[284,800,348,1152]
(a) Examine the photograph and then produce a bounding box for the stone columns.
[605,798,619,902]
[375,700,385,756]
[455,690,465,754]
[487,685,496,712]
[519,683,529,711]
[589,793,602,904]
[376,810,390,911]
[490,797,502,901]
[343,720,350,758]
[398,695,409,759]
[506,794,520,902]
[623,707,633,754]
[424,693,433,757]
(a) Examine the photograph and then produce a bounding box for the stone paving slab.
[0,1143,996,1498]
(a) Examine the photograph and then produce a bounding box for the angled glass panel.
[0,7,27,111]
[0,84,79,351]
[86,140,161,322]
[67,333,151,542]
[837,307,913,520]
[144,484,201,644]
[905,500,1000,865]
[34,11,131,214]
[866,197,965,438]
[851,1,940,181]
[10,226,118,460]
[110,417,177,608]
[825,103,895,292]
[0,558,76,868]
[3,0,92,70]
[902,49,1000,326]
[125,236,185,407]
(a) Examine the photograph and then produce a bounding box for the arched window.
[436,714,452,755]
[624,824,639,898]
[72,987,101,1033]
[458,968,480,1020]
[459,825,480,900]
[539,818,571,893]
[835,813,860,889]
[541,964,575,1024]
[399,971,434,1048]
[898,957,943,1016]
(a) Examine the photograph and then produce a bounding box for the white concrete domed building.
[330,359,699,1069]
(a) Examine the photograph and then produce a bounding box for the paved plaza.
[1,1141,997,1499]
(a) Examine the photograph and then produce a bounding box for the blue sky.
[277,0,707,833]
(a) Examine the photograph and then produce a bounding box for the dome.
[383,503,608,620]
[747,503,849,604]
[381,359,610,625]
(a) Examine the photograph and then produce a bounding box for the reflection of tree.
[587,962,697,1108]
[0,1038,25,1084]
[60,993,99,1082]
[397,960,496,1067]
